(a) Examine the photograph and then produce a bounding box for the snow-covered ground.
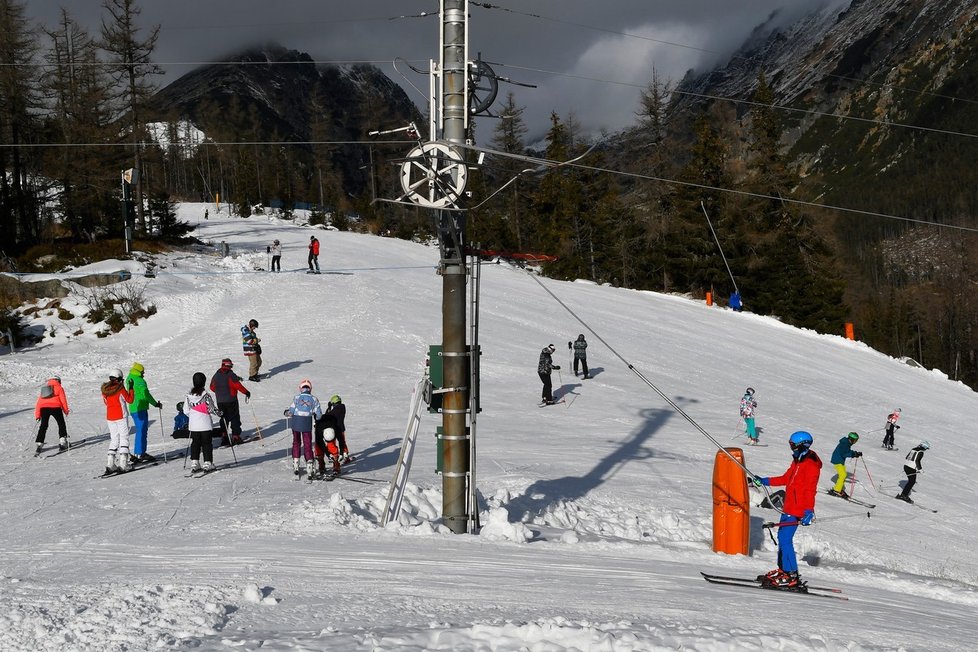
[1,204,976,651]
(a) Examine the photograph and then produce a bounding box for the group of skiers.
[33,314,353,479]
[536,334,590,405]
[744,390,931,591]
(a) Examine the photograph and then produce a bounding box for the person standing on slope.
[828,431,862,498]
[125,362,162,464]
[314,411,342,477]
[883,408,901,450]
[571,334,589,379]
[537,344,560,405]
[101,369,134,475]
[183,372,222,474]
[308,235,321,274]
[241,319,262,382]
[284,379,323,477]
[270,239,282,272]
[740,387,759,445]
[34,375,70,454]
[751,431,822,589]
[210,358,251,446]
[896,440,929,503]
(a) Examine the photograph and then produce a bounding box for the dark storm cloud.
[24,1,850,139]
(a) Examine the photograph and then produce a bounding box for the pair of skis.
[701,572,848,601]
[822,489,876,509]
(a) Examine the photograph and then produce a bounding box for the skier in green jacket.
[126,362,162,464]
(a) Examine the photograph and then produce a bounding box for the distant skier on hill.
[308,235,321,274]
[740,387,758,444]
[896,440,929,503]
[751,431,821,590]
[828,431,862,498]
[883,408,901,450]
[537,344,560,405]
[270,239,281,272]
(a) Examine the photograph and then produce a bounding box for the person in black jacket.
[537,344,560,404]
[896,441,929,503]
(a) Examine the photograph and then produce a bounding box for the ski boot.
[138,452,156,464]
[117,452,132,473]
[895,493,913,504]
[331,455,342,476]
[231,435,244,445]
[292,458,301,476]
[306,460,317,479]
[202,461,216,473]
[59,437,68,452]
[190,460,202,473]
[827,488,848,498]
[104,453,118,476]
[35,443,43,455]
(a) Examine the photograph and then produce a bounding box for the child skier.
[101,369,134,475]
[883,408,901,450]
[740,387,759,444]
[828,431,863,498]
[896,441,929,503]
[34,375,70,453]
[314,412,342,477]
[125,362,163,464]
[284,379,322,477]
[751,431,822,589]
[171,402,190,438]
[183,372,222,474]
[326,394,353,464]
[537,344,560,404]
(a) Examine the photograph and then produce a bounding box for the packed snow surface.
[1,204,976,651]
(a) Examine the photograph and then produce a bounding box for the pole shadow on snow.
[584,366,605,378]
[552,383,580,401]
[504,400,703,523]
[0,407,34,421]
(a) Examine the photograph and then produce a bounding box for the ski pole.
[860,456,877,494]
[225,420,239,466]
[158,405,168,463]
[249,401,265,447]
[28,419,40,452]
[183,436,192,470]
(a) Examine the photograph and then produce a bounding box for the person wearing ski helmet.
[883,408,901,450]
[751,431,822,589]
[828,432,863,498]
[183,372,222,473]
[210,357,251,446]
[326,394,352,464]
[570,334,589,379]
[241,319,262,382]
[537,344,561,404]
[270,239,282,272]
[284,379,323,477]
[34,375,70,454]
[740,387,759,444]
[896,440,929,503]
[125,362,163,464]
[101,369,134,475]
[308,235,320,273]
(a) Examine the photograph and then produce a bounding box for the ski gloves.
[751,476,770,487]
[801,510,815,526]
[852,451,863,458]
[553,365,561,370]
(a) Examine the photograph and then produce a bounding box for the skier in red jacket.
[752,430,822,589]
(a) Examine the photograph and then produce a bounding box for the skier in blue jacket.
[828,431,862,498]
[284,379,322,477]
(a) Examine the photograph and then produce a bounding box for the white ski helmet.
[323,427,336,442]
[110,369,124,380]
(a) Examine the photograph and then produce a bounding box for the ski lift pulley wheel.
[399,142,468,209]
[468,59,499,115]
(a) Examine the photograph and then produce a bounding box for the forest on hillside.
[3,0,978,390]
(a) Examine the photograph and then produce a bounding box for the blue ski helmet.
[788,431,813,451]
[918,440,930,450]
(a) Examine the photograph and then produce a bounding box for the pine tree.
[99,0,162,233]
[0,0,42,248]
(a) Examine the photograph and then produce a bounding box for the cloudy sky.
[24,0,848,139]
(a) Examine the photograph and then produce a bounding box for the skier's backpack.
[39,383,55,399]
